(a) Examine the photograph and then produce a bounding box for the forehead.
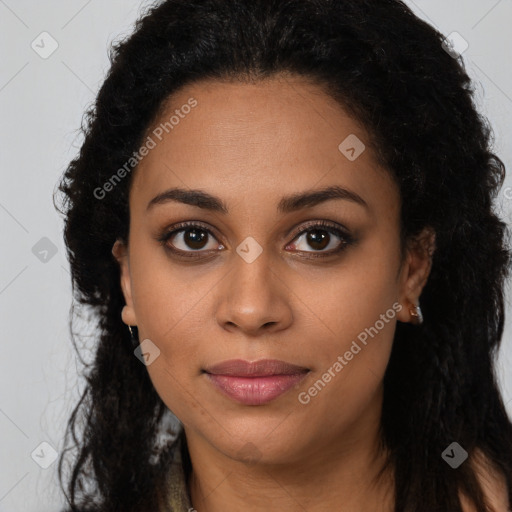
[130,75,398,218]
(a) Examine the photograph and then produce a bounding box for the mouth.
[203,359,310,405]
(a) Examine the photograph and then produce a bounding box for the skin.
[112,73,437,512]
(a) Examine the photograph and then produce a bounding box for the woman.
[54,0,512,510]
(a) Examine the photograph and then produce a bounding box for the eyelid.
[286,219,351,240]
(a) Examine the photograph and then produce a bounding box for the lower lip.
[205,372,309,405]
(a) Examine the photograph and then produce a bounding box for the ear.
[112,239,138,327]
[396,226,436,324]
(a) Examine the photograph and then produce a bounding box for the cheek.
[293,299,397,437]
[304,278,397,383]
[295,241,400,405]
[135,284,207,424]
[127,243,211,403]
[129,236,214,341]
[302,241,400,348]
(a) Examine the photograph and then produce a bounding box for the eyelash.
[156,220,356,260]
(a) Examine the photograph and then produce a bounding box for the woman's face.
[113,74,432,464]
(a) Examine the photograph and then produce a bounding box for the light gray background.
[0,1,511,510]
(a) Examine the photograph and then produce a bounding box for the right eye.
[157,221,224,258]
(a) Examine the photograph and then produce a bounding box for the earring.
[409,301,423,325]
[128,325,139,348]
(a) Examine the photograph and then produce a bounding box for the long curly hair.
[54,0,512,510]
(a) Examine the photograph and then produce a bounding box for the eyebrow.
[146,185,369,214]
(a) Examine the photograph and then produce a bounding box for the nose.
[214,251,293,336]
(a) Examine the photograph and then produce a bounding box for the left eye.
[288,227,347,253]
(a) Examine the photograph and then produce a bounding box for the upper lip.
[204,359,309,377]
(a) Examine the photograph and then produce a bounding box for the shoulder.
[459,449,510,512]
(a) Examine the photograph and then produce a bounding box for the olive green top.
[166,430,194,511]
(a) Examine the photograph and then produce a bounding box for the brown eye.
[290,224,351,254]
[166,226,220,252]
[179,228,209,250]
[304,229,330,251]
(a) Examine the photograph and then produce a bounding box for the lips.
[204,358,309,377]
[203,359,310,405]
